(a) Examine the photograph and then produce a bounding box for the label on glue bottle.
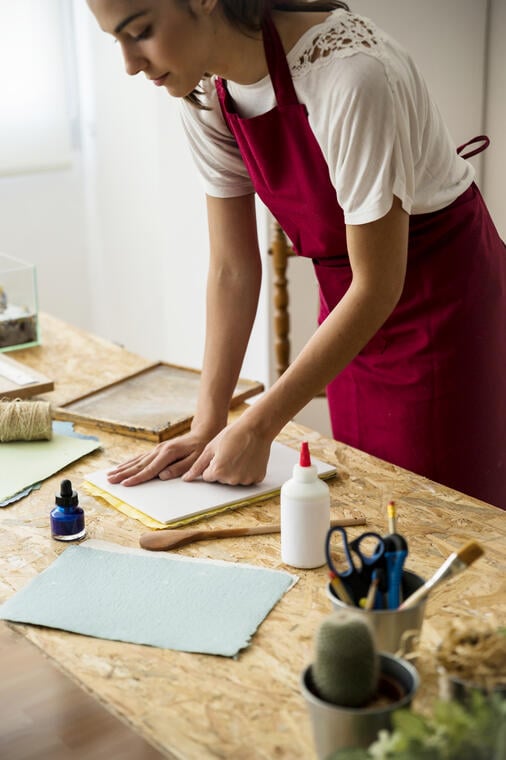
[280,441,330,569]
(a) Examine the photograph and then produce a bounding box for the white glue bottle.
[280,441,330,568]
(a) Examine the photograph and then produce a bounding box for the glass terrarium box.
[0,254,39,351]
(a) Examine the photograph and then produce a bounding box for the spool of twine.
[0,399,52,442]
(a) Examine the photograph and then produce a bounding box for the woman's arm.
[107,193,262,485]
[192,193,263,436]
[184,195,409,484]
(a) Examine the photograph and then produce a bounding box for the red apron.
[215,14,506,509]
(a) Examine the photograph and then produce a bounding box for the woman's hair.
[218,2,350,33]
[186,0,350,107]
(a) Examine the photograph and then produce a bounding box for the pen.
[383,501,408,609]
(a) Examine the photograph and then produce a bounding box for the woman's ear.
[190,0,220,17]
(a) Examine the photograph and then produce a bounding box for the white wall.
[75,0,271,384]
[0,164,91,328]
[0,2,269,390]
[483,0,506,240]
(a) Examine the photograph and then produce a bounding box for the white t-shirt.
[179,10,474,225]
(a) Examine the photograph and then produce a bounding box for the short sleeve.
[179,82,254,198]
[318,53,411,224]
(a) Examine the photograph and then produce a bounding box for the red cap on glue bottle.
[299,441,311,467]
[292,440,318,482]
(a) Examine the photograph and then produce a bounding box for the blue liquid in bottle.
[50,479,86,541]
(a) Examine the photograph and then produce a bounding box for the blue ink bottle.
[50,479,86,541]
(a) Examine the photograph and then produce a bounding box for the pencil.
[387,500,397,535]
[329,571,355,606]
[363,572,380,610]
[398,541,484,610]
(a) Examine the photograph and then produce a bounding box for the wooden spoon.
[139,516,366,551]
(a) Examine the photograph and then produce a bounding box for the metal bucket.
[326,570,427,654]
[301,653,419,759]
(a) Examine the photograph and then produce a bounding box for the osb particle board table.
[1,314,505,760]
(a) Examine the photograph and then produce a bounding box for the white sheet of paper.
[84,441,336,525]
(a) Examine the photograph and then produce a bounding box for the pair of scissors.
[325,526,385,605]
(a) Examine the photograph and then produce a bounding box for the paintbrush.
[398,540,484,610]
[140,515,367,551]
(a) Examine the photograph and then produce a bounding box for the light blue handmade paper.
[0,542,297,657]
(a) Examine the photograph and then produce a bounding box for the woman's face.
[87,0,217,97]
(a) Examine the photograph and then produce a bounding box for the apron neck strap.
[261,11,300,107]
[215,12,298,113]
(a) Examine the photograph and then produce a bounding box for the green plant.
[326,690,506,760]
[312,609,379,707]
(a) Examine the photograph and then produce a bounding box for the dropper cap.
[55,479,78,507]
[292,441,317,482]
[299,441,311,467]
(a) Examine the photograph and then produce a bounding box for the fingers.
[202,460,263,486]
[183,450,264,486]
[112,452,171,486]
[158,451,200,481]
[107,437,201,486]
[106,426,270,488]
[107,454,156,484]
[182,423,270,485]
[107,453,147,476]
[182,449,214,482]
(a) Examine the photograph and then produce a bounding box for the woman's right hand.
[106,424,220,486]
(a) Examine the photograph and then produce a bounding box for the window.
[0,0,75,176]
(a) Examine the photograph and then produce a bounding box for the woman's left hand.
[182,419,272,486]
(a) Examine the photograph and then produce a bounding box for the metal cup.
[438,667,506,704]
[326,570,427,653]
[301,653,419,759]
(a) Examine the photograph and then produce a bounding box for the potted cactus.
[300,609,419,759]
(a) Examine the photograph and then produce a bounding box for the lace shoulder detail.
[291,13,381,77]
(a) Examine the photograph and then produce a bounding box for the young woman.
[88,0,506,509]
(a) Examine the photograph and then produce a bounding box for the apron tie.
[457,134,490,159]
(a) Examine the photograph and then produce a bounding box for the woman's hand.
[182,419,272,486]
[106,424,220,486]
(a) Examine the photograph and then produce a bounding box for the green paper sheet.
[0,434,101,502]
